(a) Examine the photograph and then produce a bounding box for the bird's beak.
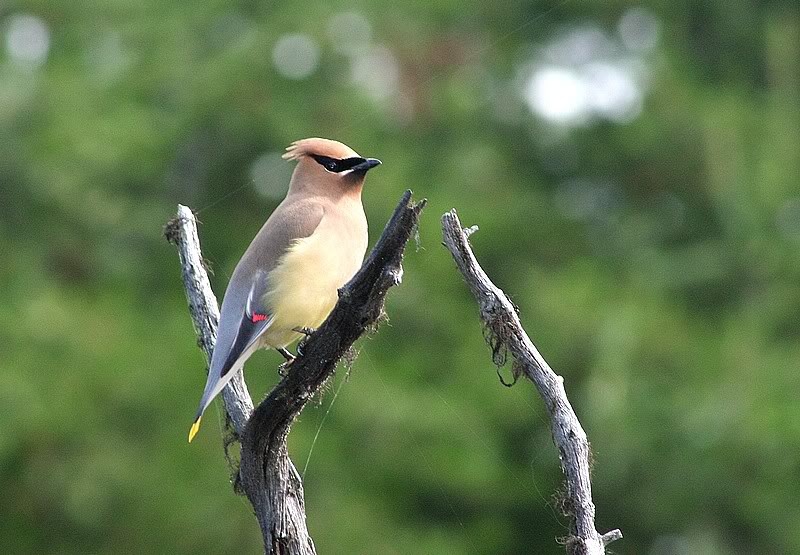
[351,158,382,173]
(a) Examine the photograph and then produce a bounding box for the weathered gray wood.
[164,205,253,436]
[166,191,425,554]
[441,209,621,555]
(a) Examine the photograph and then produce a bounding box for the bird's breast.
[259,215,367,348]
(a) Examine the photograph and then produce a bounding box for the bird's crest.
[283,138,359,161]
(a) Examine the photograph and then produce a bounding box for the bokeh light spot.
[250,152,293,200]
[351,45,400,102]
[272,33,320,80]
[618,7,660,52]
[4,13,50,68]
[583,62,643,123]
[522,24,654,126]
[525,66,588,124]
[327,12,372,56]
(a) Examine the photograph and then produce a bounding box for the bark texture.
[441,209,622,555]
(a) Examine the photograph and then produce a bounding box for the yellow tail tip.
[188,417,202,443]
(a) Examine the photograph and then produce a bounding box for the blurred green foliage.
[2,0,799,553]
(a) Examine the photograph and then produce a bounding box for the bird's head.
[283,138,381,195]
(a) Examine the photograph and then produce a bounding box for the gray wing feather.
[194,198,325,416]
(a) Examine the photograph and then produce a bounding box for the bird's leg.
[276,347,295,377]
[292,327,316,357]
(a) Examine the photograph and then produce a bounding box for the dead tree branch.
[166,191,426,554]
[441,209,622,555]
[164,205,253,436]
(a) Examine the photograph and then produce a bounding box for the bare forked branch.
[441,209,621,555]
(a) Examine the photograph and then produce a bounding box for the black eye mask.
[310,155,367,173]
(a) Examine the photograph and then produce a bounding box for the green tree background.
[2,0,799,553]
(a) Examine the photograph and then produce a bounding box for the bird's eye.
[326,162,337,171]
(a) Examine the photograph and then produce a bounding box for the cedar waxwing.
[189,138,380,442]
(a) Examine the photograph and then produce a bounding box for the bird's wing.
[192,199,326,426]
[217,267,275,380]
[213,199,326,377]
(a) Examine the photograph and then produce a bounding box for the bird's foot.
[277,348,295,377]
[277,347,296,362]
[278,361,291,377]
[292,328,316,357]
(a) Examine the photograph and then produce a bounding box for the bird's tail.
[188,414,203,443]
[187,357,243,443]
[187,370,219,443]
[188,337,262,443]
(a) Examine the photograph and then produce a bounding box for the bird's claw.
[276,348,295,377]
[292,328,315,357]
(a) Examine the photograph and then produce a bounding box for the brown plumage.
[189,138,381,442]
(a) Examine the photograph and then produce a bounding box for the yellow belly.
[258,223,364,348]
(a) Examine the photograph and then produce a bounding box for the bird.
[188,138,380,442]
